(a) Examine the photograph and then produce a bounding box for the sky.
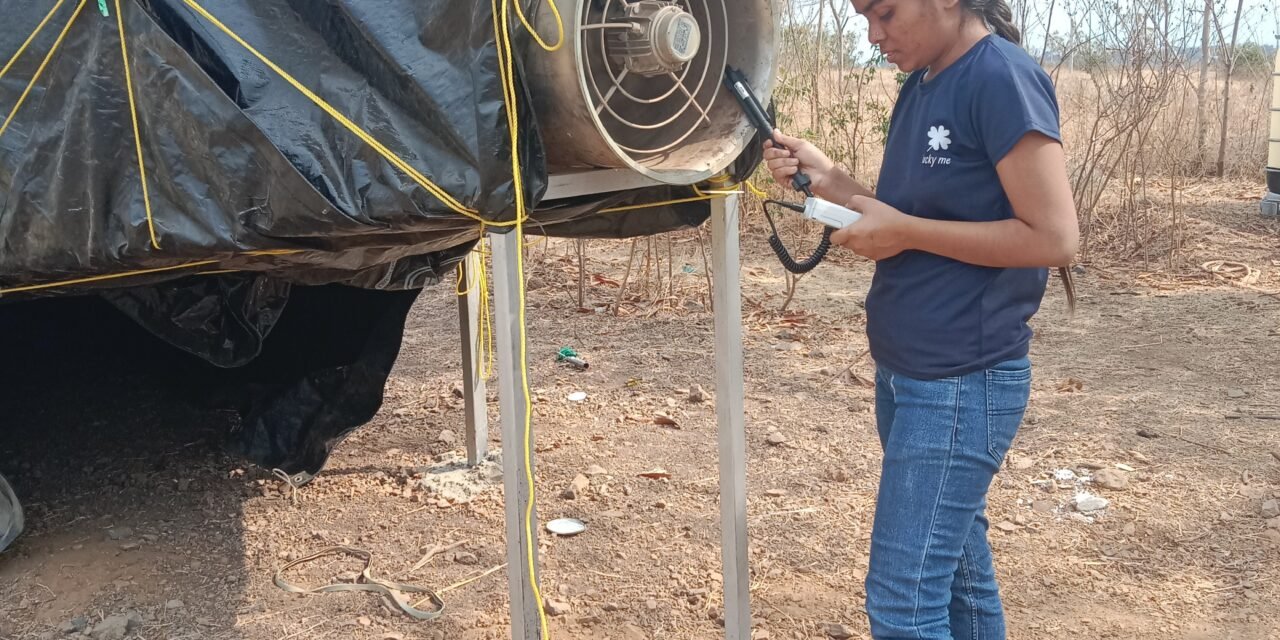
[786,0,1279,58]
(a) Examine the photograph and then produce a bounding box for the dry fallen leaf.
[1057,378,1085,393]
[653,414,680,429]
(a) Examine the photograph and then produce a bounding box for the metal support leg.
[490,230,542,640]
[712,194,751,639]
[458,249,488,466]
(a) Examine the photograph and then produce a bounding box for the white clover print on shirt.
[927,125,952,151]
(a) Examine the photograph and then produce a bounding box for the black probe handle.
[724,68,813,196]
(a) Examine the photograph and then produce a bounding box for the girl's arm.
[833,132,1079,267]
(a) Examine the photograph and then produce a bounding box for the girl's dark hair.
[963,0,1021,44]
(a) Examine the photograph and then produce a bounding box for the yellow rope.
[0,0,87,141]
[115,0,159,249]
[0,259,220,296]
[0,0,68,84]
[455,238,496,380]
[491,0,549,635]
[599,194,718,214]
[180,0,490,223]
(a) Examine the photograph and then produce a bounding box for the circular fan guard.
[524,0,778,185]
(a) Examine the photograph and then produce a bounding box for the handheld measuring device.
[723,67,861,273]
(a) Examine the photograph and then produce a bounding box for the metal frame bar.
[455,172,751,639]
[457,250,488,466]
[711,193,751,639]
[490,230,543,639]
[543,168,666,200]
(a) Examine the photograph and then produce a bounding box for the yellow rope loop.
[745,180,770,199]
[513,0,564,53]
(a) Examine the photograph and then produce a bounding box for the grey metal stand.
[457,249,489,466]
[490,230,543,639]
[459,172,751,639]
[711,192,751,639]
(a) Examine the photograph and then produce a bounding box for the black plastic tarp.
[0,0,764,487]
[0,0,542,296]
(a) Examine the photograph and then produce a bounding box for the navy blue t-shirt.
[866,35,1061,380]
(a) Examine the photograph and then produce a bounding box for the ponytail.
[964,0,1022,45]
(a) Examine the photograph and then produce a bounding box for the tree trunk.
[1216,0,1246,177]
[1195,0,1211,169]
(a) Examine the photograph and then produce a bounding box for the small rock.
[1270,450,1280,463]
[622,624,647,640]
[107,527,133,541]
[544,600,571,616]
[119,542,140,552]
[1122,522,1137,536]
[437,429,457,446]
[1012,456,1036,470]
[1227,388,1247,399]
[765,433,787,446]
[646,598,659,610]
[357,616,372,627]
[824,468,851,483]
[1091,468,1129,491]
[1137,429,1160,439]
[1013,514,1029,526]
[754,630,772,639]
[584,464,608,476]
[454,551,479,565]
[1262,499,1280,519]
[995,521,1019,533]
[383,633,406,640]
[764,489,788,498]
[1266,517,1280,530]
[689,385,710,403]
[1053,469,1077,483]
[1263,529,1280,545]
[478,464,503,482]
[1073,492,1109,513]
[165,600,185,610]
[1130,451,1150,463]
[1077,461,1105,471]
[61,617,89,633]
[824,623,855,639]
[1031,500,1056,514]
[89,615,131,640]
[561,474,590,500]
[1067,512,1095,524]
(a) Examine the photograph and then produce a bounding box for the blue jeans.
[866,357,1031,640]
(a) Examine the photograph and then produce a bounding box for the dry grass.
[759,60,1274,265]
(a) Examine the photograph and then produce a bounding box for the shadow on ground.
[0,297,250,640]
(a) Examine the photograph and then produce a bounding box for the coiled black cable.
[762,199,834,274]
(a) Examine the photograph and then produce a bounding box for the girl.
[763,0,1079,637]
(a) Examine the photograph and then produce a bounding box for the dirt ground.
[2,180,1279,640]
